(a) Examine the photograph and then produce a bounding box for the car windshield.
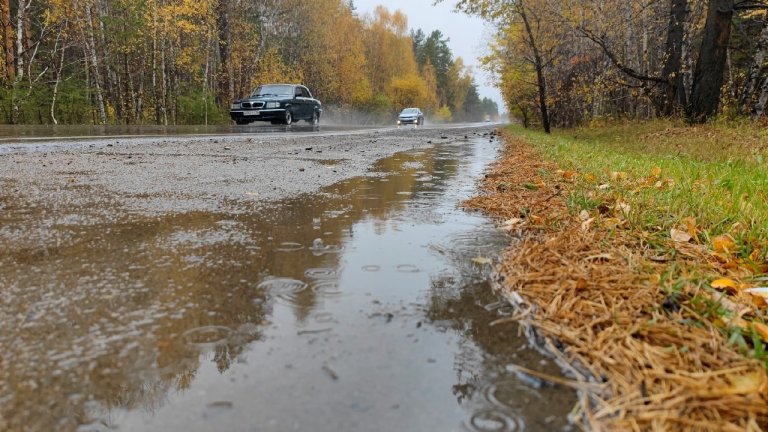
[251,85,294,97]
[400,108,419,115]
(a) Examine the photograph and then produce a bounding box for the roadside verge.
[465,126,768,430]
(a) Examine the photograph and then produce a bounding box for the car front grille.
[242,102,264,109]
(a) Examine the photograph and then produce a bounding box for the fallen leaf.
[610,171,628,181]
[711,278,738,291]
[615,201,631,216]
[602,217,625,229]
[585,253,614,261]
[650,166,662,177]
[501,218,524,231]
[581,217,595,232]
[713,234,737,253]
[472,257,492,265]
[754,322,768,343]
[584,173,597,182]
[744,287,768,298]
[723,370,767,395]
[562,170,577,181]
[682,217,699,242]
[597,184,610,190]
[670,228,692,243]
[725,316,750,330]
[578,210,590,221]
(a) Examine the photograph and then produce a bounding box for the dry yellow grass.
[465,130,768,431]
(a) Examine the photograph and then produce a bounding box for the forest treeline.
[450,0,768,131]
[0,0,498,125]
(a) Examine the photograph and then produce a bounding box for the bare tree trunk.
[15,0,26,81]
[135,54,144,123]
[1,0,13,81]
[739,17,768,112]
[84,3,107,124]
[519,1,550,133]
[50,33,66,125]
[151,4,160,124]
[661,0,688,114]
[687,0,733,123]
[752,75,768,118]
[204,37,210,125]
[161,37,168,125]
[216,0,233,105]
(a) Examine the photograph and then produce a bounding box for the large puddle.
[0,137,576,431]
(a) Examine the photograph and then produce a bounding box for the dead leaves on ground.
[465,129,768,431]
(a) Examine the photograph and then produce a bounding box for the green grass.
[510,120,768,264]
[510,120,768,364]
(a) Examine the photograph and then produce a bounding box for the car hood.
[240,96,283,102]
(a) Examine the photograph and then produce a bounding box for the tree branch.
[575,26,668,85]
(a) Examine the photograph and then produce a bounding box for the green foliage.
[432,105,453,123]
[176,91,228,125]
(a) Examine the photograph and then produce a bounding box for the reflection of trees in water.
[0,143,471,431]
[424,240,577,430]
[426,274,502,405]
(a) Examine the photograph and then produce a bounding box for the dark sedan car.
[397,107,424,125]
[230,84,322,126]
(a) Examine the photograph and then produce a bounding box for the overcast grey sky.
[351,0,504,112]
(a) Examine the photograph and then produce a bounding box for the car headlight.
[265,101,280,109]
[231,102,240,109]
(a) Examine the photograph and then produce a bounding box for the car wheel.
[308,111,319,126]
[284,110,293,125]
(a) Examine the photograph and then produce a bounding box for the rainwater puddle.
[0,137,577,431]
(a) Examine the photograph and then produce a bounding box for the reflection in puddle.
[0,137,577,431]
[274,241,304,252]
[182,326,235,349]
[257,277,308,296]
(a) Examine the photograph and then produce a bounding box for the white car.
[397,108,424,125]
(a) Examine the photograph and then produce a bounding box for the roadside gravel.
[0,125,493,216]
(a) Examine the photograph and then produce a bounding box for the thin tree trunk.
[661,0,688,114]
[136,54,144,123]
[204,37,210,125]
[161,37,168,125]
[50,36,66,125]
[519,1,550,133]
[84,4,107,124]
[1,0,13,81]
[739,16,768,112]
[15,0,26,81]
[687,0,733,123]
[752,75,768,118]
[151,3,160,124]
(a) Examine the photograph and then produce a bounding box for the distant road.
[0,122,496,140]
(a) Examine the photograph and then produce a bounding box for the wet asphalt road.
[0,124,577,432]
[0,124,495,212]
